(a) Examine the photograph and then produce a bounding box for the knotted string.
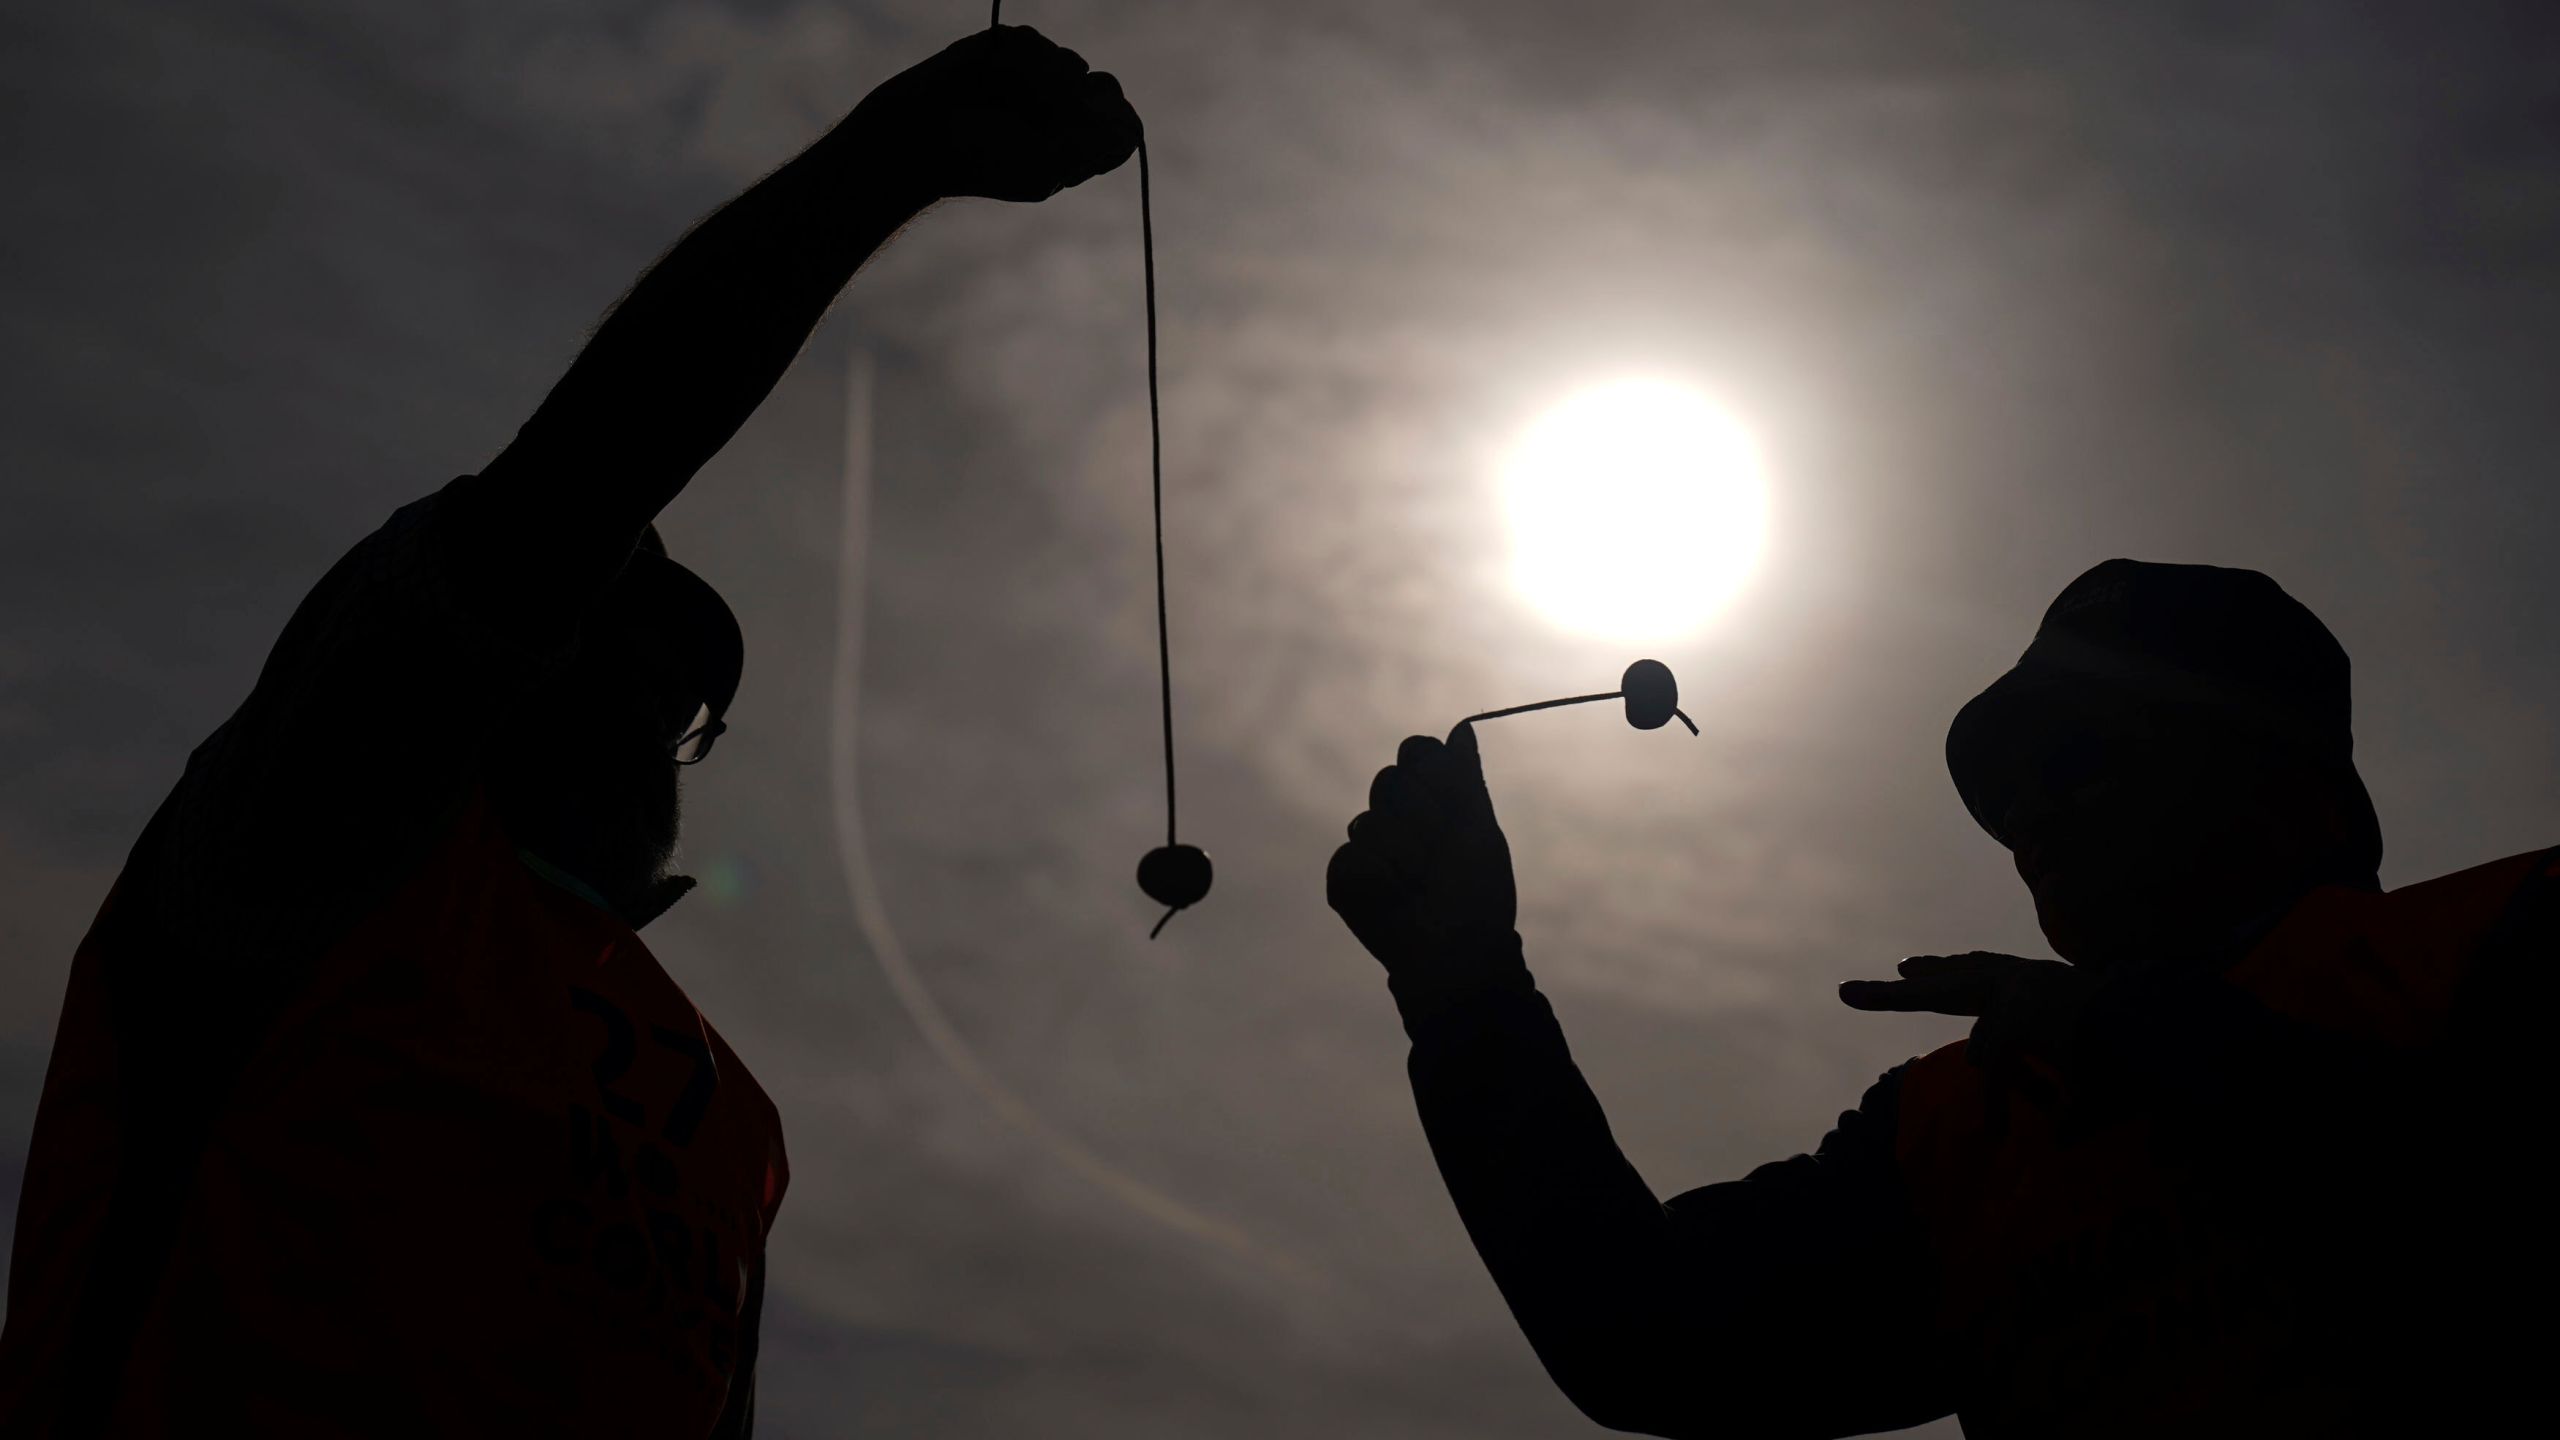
[990,0,1186,919]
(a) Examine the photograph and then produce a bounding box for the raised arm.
[461,23,1141,597]
[131,26,1137,962]
[1330,729,1953,1438]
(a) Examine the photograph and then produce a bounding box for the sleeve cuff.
[1389,929,1542,1046]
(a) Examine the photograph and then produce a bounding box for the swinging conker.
[1138,844,1214,910]
[1621,659,1680,731]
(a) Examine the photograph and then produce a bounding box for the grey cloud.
[8,2,2558,1435]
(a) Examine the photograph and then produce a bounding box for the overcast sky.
[7,2,2559,1435]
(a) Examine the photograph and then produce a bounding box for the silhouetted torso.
[0,486,782,1437]
[1400,851,2553,1437]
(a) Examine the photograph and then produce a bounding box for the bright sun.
[1500,377,1770,643]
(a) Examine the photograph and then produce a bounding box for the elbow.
[1563,1392,1676,1438]
[1542,1350,1700,1438]
[1561,1395,1787,1440]
[1560,1389,1720,1440]
[1543,1347,1799,1440]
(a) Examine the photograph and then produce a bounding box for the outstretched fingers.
[1839,951,2047,1013]
[1837,972,1999,1016]
[1897,951,2036,979]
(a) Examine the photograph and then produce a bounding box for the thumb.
[1445,718,1479,760]
[1443,720,1497,818]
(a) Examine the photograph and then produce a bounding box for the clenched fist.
[859,25,1142,204]
[1328,724,1519,980]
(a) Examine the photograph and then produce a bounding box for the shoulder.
[2368,844,2557,975]
[263,481,494,660]
[2223,845,2560,1046]
[1886,1042,1983,1162]
[1819,1058,1921,1160]
[1704,1059,1926,1208]
[1658,1059,1941,1341]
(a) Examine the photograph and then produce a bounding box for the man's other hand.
[1841,952,2103,1107]
[861,25,1142,204]
[1328,724,1519,978]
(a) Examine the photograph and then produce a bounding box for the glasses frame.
[671,714,728,766]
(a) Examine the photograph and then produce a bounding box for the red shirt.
[2,486,785,1436]
[1893,847,2553,1437]
[2,794,786,1434]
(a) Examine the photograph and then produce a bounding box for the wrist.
[828,100,945,214]
[1387,929,1536,1041]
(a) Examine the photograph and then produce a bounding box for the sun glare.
[1499,378,1770,643]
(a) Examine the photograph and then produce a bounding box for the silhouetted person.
[0,27,1137,1438]
[1330,560,2546,1437]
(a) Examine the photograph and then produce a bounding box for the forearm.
[1338,730,1946,1433]
[1403,938,1951,1438]
[1402,941,1741,1434]
[1406,961,1673,1304]
[477,103,931,582]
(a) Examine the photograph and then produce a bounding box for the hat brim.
[1947,661,2381,876]
[1946,662,2133,849]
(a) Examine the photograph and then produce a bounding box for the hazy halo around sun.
[1499,377,1771,644]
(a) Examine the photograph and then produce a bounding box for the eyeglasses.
[671,701,727,766]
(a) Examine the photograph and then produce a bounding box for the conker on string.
[1620,658,1680,730]
[1138,844,1214,910]
[1462,658,1694,734]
